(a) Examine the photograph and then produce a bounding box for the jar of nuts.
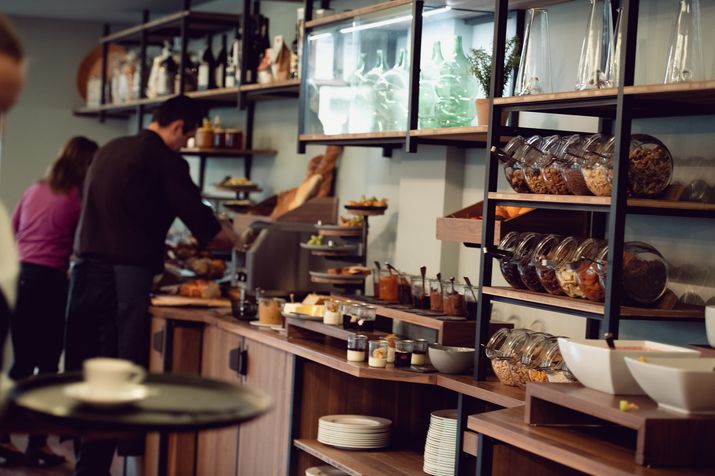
[501,233,543,290]
[496,136,543,193]
[485,328,533,388]
[621,241,669,304]
[522,136,560,195]
[540,136,575,195]
[536,236,580,295]
[581,136,615,196]
[518,234,561,293]
[496,232,529,289]
[521,333,557,383]
[576,244,609,302]
[628,135,673,197]
[556,238,604,298]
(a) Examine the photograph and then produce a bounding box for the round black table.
[7,372,272,433]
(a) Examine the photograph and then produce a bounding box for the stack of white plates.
[423,409,458,476]
[317,414,391,450]
[305,466,348,476]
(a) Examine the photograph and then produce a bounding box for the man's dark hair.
[152,95,203,134]
[0,16,23,61]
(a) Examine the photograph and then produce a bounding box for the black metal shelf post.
[404,0,424,153]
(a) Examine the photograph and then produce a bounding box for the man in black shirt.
[65,95,235,476]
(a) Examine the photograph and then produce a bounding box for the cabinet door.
[145,316,167,476]
[237,338,294,476]
[196,326,244,476]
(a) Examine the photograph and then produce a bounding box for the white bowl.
[624,357,715,415]
[706,305,715,348]
[557,338,700,395]
[428,345,474,374]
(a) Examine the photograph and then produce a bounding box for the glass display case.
[301,3,414,136]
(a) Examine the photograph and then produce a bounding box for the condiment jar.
[429,279,444,312]
[442,282,466,317]
[523,135,560,194]
[368,339,388,368]
[410,275,429,309]
[577,243,609,302]
[397,274,413,306]
[518,234,560,292]
[536,236,580,295]
[347,335,367,362]
[194,118,214,149]
[485,328,532,388]
[224,129,244,149]
[556,238,603,298]
[323,299,341,325]
[621,241,669,304]
[497,232,529,289]
[378,270,399,302]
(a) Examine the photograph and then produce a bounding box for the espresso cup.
[83,358,146,393]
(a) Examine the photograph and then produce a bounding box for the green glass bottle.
[418,41,444,129]
[377,49,409,132]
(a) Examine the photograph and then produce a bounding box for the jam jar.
[442,282,467,317]
[536,236,580,295]
[497,232,529,289]
[620,241,669,305]
[518,234,561,292]
[485,328,532,388]
[556,238,603,298]
[576,243,609,302]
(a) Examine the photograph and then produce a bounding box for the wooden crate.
[525,382,715,467]
[436,201,590,246]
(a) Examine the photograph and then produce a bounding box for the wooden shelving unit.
[180,148,276,157]
[436,375,525,409]
[294,439,424,476]
[298,131,406,148]
[483,286,705,321]
[409,125,489,144]
[468,407,711,476]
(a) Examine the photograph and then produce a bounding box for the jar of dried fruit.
[556,238,604,298]
[496,232,528,289]
[576,243,609,302]
[628,135,673,197]
[581,136,615,196]
[496,135,543,193]
[620,241,669,304]
[540,136,576,195]
[556,134,607,196]
[523,135,560,195]
[519,234,561,293]
[536,235,580,295]
[485,328,532,388]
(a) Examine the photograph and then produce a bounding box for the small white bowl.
[705,305,715,348]
[428,345,475,374]
[625,357,715,415]
[558,338,700,395]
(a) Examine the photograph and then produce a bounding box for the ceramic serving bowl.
[557,338,700,395]
[624,357,715,415]
[428,345,475,374]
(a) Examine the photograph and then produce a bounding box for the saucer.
[64,382,150,407]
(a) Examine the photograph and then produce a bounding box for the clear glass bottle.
[376,49,409,132]
[606,8,624,87]
[347,53,373,133]
[576,0,613,90]
[515,9,552,95]
[157,41,177,97]
[364,50,387,132]
[418,41,444,129]
[435,36,476,127]
[665,0,703,84]
[198,34,216,91]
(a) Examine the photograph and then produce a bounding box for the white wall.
[0,15,127,209]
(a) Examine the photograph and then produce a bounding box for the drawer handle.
[152,328,165,354]
[228,348,248,376]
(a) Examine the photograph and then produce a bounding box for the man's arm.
[206,219,239,250]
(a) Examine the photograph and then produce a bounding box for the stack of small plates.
[423,409,458,476]
[317,414,391,450]
[305,466,348,476]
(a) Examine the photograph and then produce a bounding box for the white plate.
[318,438,389,449]
[430,409,458,420]
[249,321,279,328]
[317,433,390,442]
[64,382,150,407]
[319,415,392,428]
[306,466,348,476]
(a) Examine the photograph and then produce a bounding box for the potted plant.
[468,37,520,126]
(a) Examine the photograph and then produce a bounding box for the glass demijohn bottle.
[665,0,703,83]
[576,0,613,90]
[515,9,552,95]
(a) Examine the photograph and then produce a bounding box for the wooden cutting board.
[151,295,231,308]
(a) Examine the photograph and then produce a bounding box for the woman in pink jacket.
[1,136,97,466]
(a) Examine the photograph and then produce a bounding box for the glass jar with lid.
[620,241,669,304]
[539,136,574,195]
[523,135,560,194]
[577,243,609,302]
[555,134,606,196]
[521,333,555,383]
[510,233,544,290]
[556,238,603,298]
[496,232,529,289]
[519,234,561,292]
[581,136,615,196]
[495,136,542,193]
[628,134,673,197]
[542,338,576,383]
[442,282,466,317]
[536,236,580,295]
[485,328,532,388]
[429,279,444,312]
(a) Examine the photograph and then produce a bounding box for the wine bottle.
[226,27,242,87]
[215,34,228,89]
[198,34,215,90]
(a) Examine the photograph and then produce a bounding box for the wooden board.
[493,88,617,106]
[294,439,424,476]
[463,430,478,457]
[482,286,705,320]
[299,131,406,142]
[469,407,713,476]
[436,375,525,409]
[151,295,231,308]
[238,78,300,92]
[525,383,715,467]
[410,125,489,143]
[285,316,388,342]
[304,0,413,29]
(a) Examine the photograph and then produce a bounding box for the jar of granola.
[621,241,669,304]
[518,234,561,293]
[581,136,615,196]
[628,135,673,197]
[495,136,543,193]
[556,238,603,298]
[540,136,575,195]
[521,333,556,383]
[576,243,609,302]
[559,134,609,196]
[485,328,532,388]
[536,236,580,295]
